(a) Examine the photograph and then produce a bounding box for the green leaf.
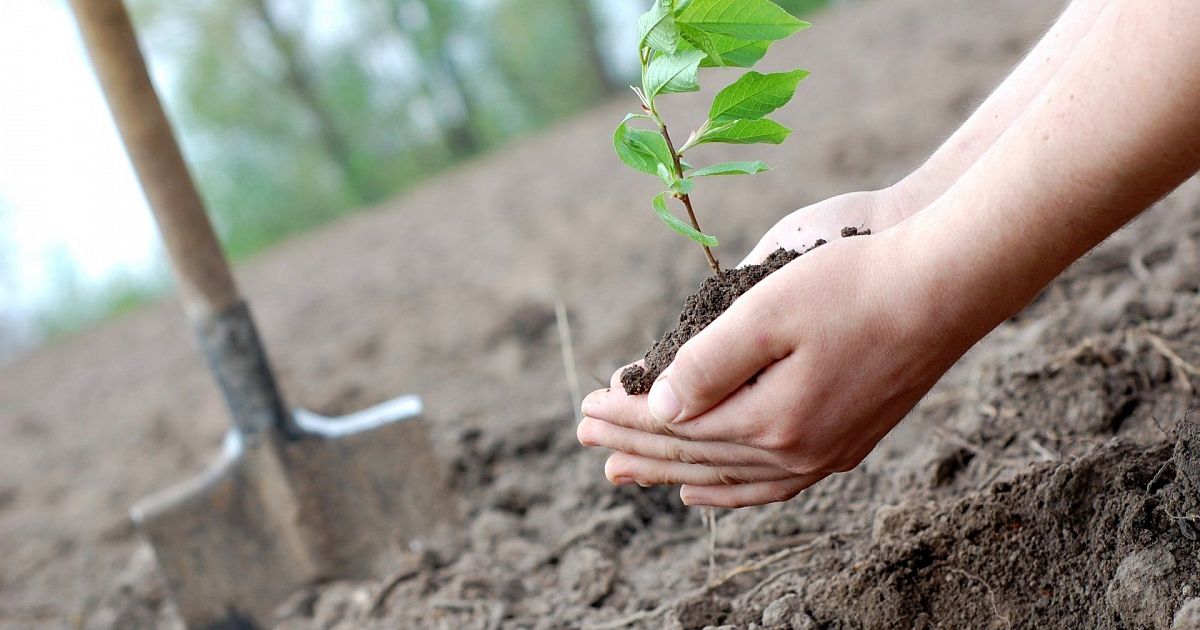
[695,36,771,68]
[653,193,718,247]
[638,0,679,54]
[697,118,793,145]
[671,177,695,194]
[642,50,707,102]
[655,163,694,194]
[656,162,676,185]
[678,23,723,66]
[709,69,808,122]
[691,160,771,176]
[614,114,676,175]
[677,0,810,41]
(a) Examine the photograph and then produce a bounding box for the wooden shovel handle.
[70,0,239,319]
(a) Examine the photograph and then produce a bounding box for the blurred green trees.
[129,0,824,260]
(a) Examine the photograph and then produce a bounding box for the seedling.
[614,0,810,278]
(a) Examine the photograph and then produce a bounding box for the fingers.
[608,361,644,390]
[679,474,826,508]
[604,452,794,487]
[648,292,791,424]
[584,386,666,435]
[659,354,811,453]
[582,385,763,444]
[576,417,778,467]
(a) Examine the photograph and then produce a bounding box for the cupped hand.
[736,187,914,266]
[578,219,979,508]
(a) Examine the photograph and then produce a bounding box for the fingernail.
[647,378,682,423]
[581,391,599,418]
[576,418,599,447]
[612,476,635,486]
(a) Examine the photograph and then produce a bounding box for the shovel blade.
[132,398,452,629]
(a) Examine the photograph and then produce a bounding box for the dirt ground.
[3,0,1200,627]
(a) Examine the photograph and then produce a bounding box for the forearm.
[914,0,1200,338]
[888,0,1110,214]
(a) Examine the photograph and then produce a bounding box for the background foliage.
[2,0,827,360]
[131,0,824,259]
[130,0,632,258]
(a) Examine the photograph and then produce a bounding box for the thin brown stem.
[658,121,724,279]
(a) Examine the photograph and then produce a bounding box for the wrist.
[898,192,1063,344]
[875,169,942,229]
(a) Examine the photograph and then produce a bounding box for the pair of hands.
[577,0,1200,509]
[577,189,976,508]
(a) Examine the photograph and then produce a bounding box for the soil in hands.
[621,228,870,396]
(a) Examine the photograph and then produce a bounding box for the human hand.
[736,186,916,266]
[578,220,983,508]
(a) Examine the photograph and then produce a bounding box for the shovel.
[69,1,453,627]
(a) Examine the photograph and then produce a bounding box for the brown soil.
[4,0,1200,628]
[621,231,868,396]
[621,247,802,395]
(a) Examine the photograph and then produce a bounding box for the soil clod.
[622,228,872,396]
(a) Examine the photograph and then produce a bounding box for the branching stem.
[656,118,724,279]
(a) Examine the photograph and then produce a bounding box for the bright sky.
[0,0,163,323]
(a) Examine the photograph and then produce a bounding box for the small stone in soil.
[840,226,872,237]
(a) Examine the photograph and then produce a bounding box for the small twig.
[712,542,817,585]
[735,532,820,557]
[705,508,719,584]
[1148,414,1176,441]
[740,564,805,604]
[933,428,1000,463]
[1146,459,1173,494]
[1128,246,1155,286]
[556,301,583,421]
[584,541,821,630]
[1027,438,1060,462]
[933,427,988,457]
[370,566,422,617]
[946,567,1011,629]
[1048,339,1096,372]
[920,386,971,408]
[536,505,637,566]
[932,427,1036,469]
[1133,329,1200,393]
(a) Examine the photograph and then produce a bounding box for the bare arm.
[894,0,1111,210]
[581,0,1200,508]
[915,0,1200,336]
[741,0,1111,261]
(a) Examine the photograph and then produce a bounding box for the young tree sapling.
[614,0,811,279]
[614,0,827,397]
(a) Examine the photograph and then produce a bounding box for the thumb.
[648,290,789,423]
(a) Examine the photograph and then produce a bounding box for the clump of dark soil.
[620,247,799,395]
[763,436,1199,630]
[621,232,869,396]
